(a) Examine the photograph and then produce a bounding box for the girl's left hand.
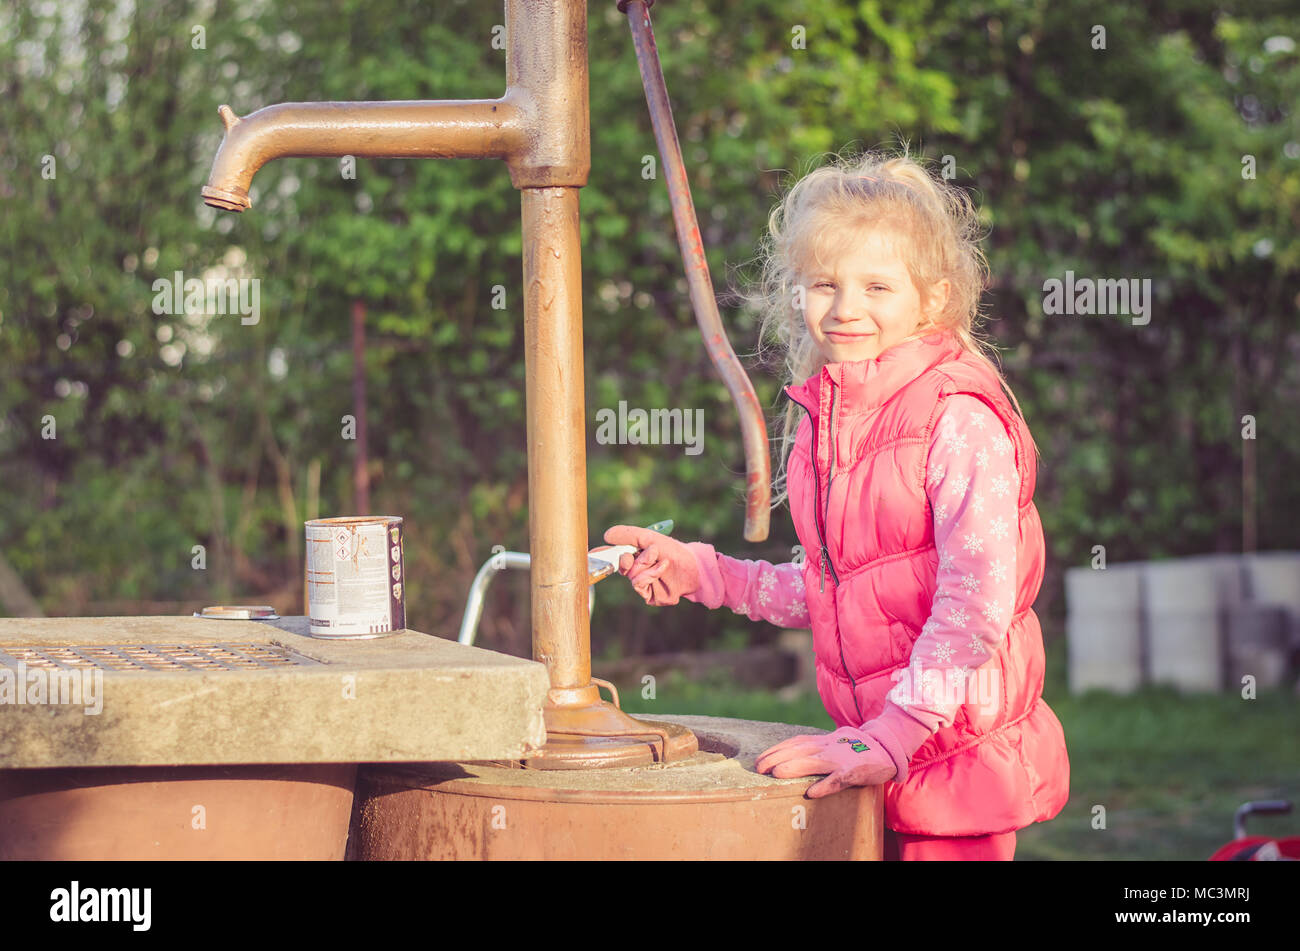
[755,726,898,798]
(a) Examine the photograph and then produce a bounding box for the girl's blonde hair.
[739,146,1037,510]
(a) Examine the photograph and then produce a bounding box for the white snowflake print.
[960,573,981,593]
[988,516,1010,540]
[990,475,1011,497]
[972,492,986,515]
[938,547,955,572]
[934,502,949,524]
[993,433,1012,455]
[982,600,1004,624]
[975,447,990,469]
[789,599,808,617]
[962,533,984,554]
[922,617,940,637]
[947,432,969,454]
[758,588,772,607]
[968,412,988,430]
[950,473,971,496]
[760,570,777,590]
[949,607,970,626]
[933,641,955,663]
[928,462,947,487]
[968,632,987,655]
[791,573,805,593]
[989,559,1008,583]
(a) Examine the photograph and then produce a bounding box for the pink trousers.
[884,828,1017,861]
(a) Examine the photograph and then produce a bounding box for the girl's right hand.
[602,525,702,606]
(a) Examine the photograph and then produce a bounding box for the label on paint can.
[305,516,405,638]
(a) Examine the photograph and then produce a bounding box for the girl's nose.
[832,294,858,321]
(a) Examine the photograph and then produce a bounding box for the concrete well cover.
[0,616,549,768]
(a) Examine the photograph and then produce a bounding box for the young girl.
[603,151,1069,861]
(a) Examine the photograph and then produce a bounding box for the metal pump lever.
[619,0,771,542]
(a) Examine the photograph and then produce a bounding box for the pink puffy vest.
[783,330,1069,836]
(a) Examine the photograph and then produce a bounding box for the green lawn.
[609,637,1299,860]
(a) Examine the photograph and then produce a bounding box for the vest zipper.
[790,383,860,723]
[824,382,858,721]
[823,383,841,593]
[787,393,841,593]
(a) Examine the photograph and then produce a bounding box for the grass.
[608,636,1299,860]
[616,669,837,730]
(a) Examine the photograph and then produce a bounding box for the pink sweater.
[686,394,1019,782]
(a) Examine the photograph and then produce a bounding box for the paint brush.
[587,519,674,584]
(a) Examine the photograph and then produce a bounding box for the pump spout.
[201,97,530,212]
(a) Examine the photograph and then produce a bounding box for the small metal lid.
[194,605,280,620]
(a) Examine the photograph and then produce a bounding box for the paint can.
[305,516,405,638]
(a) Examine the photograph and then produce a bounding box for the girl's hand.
[755,726,898,798]
[601,525,701,605]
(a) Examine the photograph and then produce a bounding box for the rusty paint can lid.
[194,605,280,620]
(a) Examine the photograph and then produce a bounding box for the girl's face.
[799,228,949,364]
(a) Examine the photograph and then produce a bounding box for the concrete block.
[1143,559,1223,692]
[1244,552,1300,649]
[1065,563,1142,693]
[1225,603,1289,690]
[0,616,549,768]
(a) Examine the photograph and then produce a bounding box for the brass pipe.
[522,186,590,690]
[201,0,593,209]
[201,98,529,211]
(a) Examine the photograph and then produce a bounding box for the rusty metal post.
[509,3,694,768]
[522,186,589,691]
[505,0,592,696]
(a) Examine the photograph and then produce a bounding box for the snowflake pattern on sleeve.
[885,395,1019,732]
[706,555,812,629]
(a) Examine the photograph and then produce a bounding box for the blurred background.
[1,0,1297,857]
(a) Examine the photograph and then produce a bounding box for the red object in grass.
[1209,836,1300,860]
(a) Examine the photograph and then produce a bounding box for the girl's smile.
[801,228,948,363]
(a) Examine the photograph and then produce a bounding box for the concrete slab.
[0,616,549,768]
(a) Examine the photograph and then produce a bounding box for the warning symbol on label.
[335,529,353,560]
